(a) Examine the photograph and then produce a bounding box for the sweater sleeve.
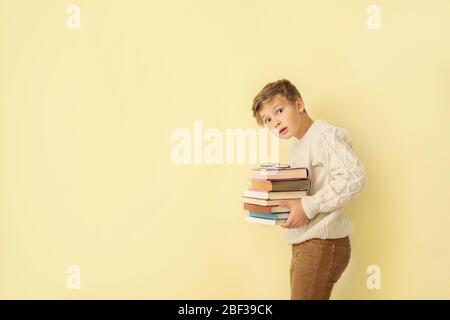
[301,126,368,219]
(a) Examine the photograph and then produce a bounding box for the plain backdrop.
[1,0,449,299]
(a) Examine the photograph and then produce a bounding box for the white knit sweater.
[285,120,368,245]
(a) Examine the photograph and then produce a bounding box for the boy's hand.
[278,199,308,229]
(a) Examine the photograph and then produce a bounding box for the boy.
[252,79,368,300]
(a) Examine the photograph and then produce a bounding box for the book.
[251,167,309,180]
[259,163,291,169]
[253,166,308,173]
[245,216,286,226]
[250,179,311,192]
[243,203,289,213]
[249,212,289,220]
[243,189,307,200]
[242,163,310,227]
[243,197,291,206]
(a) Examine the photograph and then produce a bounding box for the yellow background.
[1,0,449,299]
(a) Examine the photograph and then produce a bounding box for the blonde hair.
[251,79,305,126]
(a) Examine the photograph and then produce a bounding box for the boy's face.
[258,94,305,139]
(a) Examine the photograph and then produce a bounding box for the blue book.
[249,211,289,220]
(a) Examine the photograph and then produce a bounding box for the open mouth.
[279,127,288,135]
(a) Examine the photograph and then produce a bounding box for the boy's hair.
[252,79,306,126]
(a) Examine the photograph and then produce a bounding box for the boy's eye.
[265,118,271,124]
[276,108,283,114]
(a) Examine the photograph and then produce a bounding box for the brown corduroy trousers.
[290,236,351,300]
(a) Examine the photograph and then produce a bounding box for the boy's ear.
[295,97,304,112]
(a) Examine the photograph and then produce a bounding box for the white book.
[243,189,307,200]
[242,197,282,206]
[252,167,308,176]
[245,216,286,226]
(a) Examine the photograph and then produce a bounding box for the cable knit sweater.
[285,120,368,245]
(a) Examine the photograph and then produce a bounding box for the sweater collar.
[292,119,322,144]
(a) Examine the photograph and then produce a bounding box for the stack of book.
[242,164,311,226]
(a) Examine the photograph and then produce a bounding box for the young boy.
[252,79,368,300]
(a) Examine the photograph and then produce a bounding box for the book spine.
[249,212,289,220]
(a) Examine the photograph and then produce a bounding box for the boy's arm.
[301,127,368,220]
